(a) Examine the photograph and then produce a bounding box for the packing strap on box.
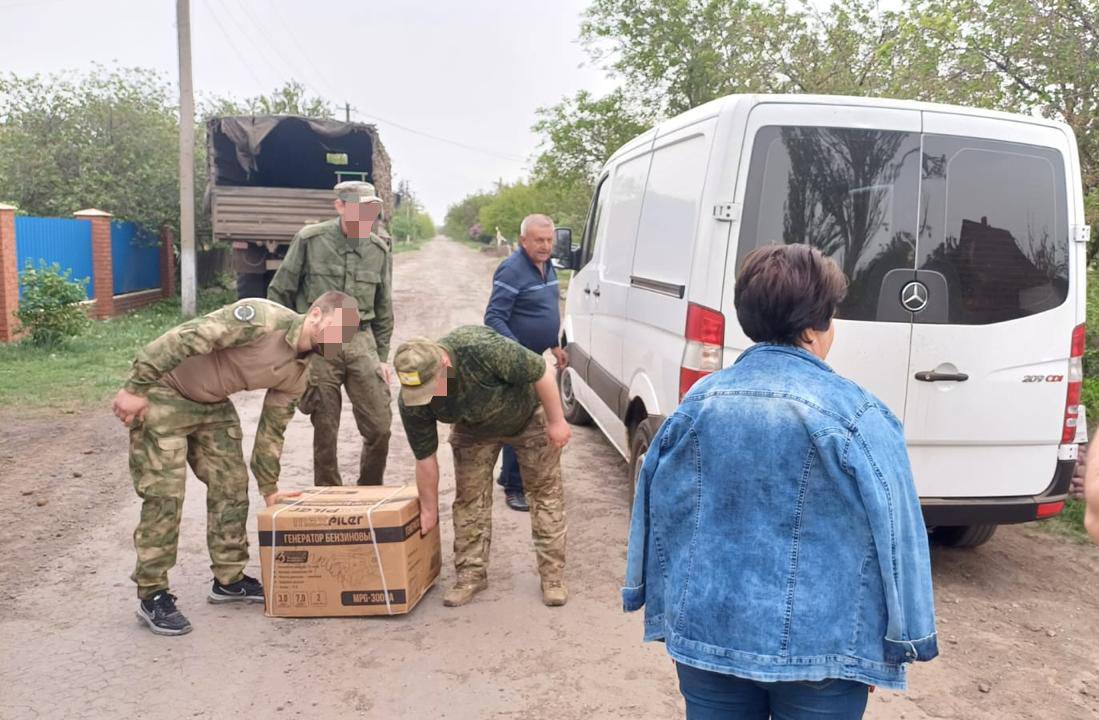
[366,484,409,616]
[268,484,412,616]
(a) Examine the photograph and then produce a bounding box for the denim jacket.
[623,344,938,690]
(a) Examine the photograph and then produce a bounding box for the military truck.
[206,115,394,298]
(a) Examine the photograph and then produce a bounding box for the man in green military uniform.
[112,291,359,636]
[394,326,572,607]
[267,181,394,487]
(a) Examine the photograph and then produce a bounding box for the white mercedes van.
[553,94,1089,547]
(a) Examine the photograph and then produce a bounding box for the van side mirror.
[552,227,573,269]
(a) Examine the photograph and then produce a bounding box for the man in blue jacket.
[484,214,567,511]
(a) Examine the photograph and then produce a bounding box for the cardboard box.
[257,485,441,617]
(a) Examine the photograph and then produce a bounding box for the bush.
[16,261,91,347]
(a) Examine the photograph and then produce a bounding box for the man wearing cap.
[484,213,568,512]
[394,327,572,607]
[111,291,360,636]
[268,181,394,487]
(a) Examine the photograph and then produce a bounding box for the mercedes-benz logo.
[900,281,929,312]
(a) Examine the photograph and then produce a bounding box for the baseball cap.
[394,337,445,406]
[334,180,383,205]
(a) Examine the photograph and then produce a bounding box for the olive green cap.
[334,180,382,205]
[394,337,445,406]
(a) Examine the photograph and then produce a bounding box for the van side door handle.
[915,371,969,382]
[583,285,591,295]
[592,287,601,297]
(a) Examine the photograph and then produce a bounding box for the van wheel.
[627,418,659,505]
[931,524,998,548]
[558,367,592,426]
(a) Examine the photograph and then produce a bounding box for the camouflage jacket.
[398,326,547,460]
[266,217,394,360]
[124,299,311,496]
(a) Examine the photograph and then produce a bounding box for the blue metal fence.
[14,216,94,299]
[111,220,161,295]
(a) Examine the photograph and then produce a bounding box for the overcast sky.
[0,0,618,221]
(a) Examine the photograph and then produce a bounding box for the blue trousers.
[676,663,869,720]
[498,444,523,491]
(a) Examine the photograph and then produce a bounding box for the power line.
[265,1,346,101]
[215,0,299,88]
[209,3,527,163]
[225,0,306,87]
[352,109,526,162]
[199,0,266,89]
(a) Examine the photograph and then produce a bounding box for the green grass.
[0,288,235,410]
[392,237,429,254]
[1036,499,1090,543]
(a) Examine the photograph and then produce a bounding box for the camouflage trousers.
[301,329,391,486]
[449,407,566,582]
[129,385,249,598]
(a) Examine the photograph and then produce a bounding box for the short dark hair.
[309,290,359,317]
[734,244,848,345]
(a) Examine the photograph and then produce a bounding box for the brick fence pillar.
[160,224,177,298]
[74,209,114,319]
[0,204,18,342]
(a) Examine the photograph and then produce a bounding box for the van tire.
[628,418,659,505]
[558,367,592,426]
[931,524,998,548]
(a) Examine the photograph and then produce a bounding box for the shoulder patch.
[233,304,257,322]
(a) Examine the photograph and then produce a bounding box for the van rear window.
[737,125,922,322]
[737,126,1070,325]
[917,135,1069,325]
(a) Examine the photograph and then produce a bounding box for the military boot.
[443,573,488,607]
[541,578,568,607]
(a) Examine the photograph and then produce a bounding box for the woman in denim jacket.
[624,245,938,719]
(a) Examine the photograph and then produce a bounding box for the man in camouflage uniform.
[394,326,572,607]
[112,291,359,636]
[267,181,394,487]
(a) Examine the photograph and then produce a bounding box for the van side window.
[917,136,1069,324]
[582,176,611,269]
[737,125,922,322]
[601,153,652,283]
[632,134,709,288]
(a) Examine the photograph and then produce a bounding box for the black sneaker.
[137,592,192,636]
[505,488,530,512]
[208,574,265,604]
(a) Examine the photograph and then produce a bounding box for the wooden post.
[75,209,114,319]
[160,224,177,298]
[177,0,197,316]
[0,204,19,342]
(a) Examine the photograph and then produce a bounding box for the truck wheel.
[931,524,998,548]
[627,418,659,506]
[558,367,592,426]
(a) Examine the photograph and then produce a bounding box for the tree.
[0,65,179,232]
[0,68,339,252]
[532,89,651,186]
[478,183,539,241]
[389,180,436,242]
[202,80,334,119]
[907,0,1099,255]
[543,0,1098,255]
[443,191,497,242]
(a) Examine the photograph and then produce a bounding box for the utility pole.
[406,194,412,244]
[177,0,197,316]
[345,102,351,122]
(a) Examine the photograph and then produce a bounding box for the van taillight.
[1062,323,1086,443]
[680,303,724,400]
[1036,501,1065,519]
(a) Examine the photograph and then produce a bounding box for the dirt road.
[1,238,1097,719]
